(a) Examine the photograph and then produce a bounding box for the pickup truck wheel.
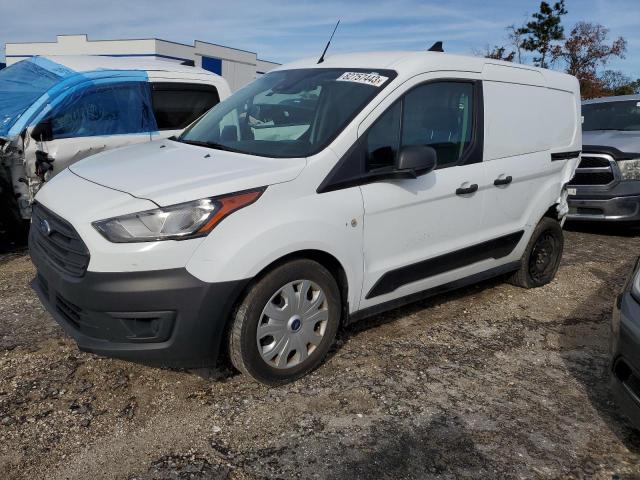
[228,259,341,385]
[509,217,564,288]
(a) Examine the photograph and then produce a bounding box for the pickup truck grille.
[30,203,90,277]
[568,154,616,187]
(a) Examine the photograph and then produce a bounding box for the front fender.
[186,184,365,312]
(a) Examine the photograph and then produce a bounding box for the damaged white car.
[0,56,230,237]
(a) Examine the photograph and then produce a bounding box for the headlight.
[618,159,640,181]
[93,188,264,243]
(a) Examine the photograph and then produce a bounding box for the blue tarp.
[0,58,72,137]
[0,56,158,139]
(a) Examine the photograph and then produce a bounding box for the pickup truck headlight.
[93,189,263,243]
[618,159,640,181]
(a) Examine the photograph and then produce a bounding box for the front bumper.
[610,259,640,429]
[568,194,640,224]
[30,230,248,368]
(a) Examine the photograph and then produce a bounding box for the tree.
[600,70,640,96]
[517,1,567,68]
[483,45,516,62]
[507,23,526,63]
[551,22,627,98]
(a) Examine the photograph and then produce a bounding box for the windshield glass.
[180,68,396,158]
[0,60,63,137]
[583,100,640,132]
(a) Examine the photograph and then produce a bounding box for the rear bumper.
[610,259,640,429]
[30,232,248,368]
[567,194,640,224]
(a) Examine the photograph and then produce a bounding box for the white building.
[4,34,279,91]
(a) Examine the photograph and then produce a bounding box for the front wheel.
[508,217,564,288]
[228,259,341,385]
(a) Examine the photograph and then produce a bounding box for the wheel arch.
[217,248,352,366]
[245,249,351,326]
[543,203,561,221]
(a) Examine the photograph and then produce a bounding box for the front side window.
[366,101,401,170]
[365,81,476,171]
[152,84,220,130]
[583,101,640,132]
[47,82,156,140]
[180,68,396,158]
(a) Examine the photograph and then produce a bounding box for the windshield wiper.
[175,138,243,154]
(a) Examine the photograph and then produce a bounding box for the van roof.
[30,55,215,76]
[277,50,576,88]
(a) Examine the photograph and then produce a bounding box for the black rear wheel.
[509,217,564,288]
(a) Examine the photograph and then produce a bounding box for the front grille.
[30,203,90,277]
[570,171,615,185]
[577,156,610,168]
[568,154,616,187]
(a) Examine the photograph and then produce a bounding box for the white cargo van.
[29,51,581,384]
[0,56,230,236]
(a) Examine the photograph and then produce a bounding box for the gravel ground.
[1,226,640,479]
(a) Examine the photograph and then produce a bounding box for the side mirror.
[395,145,437,177]
[31,120,53,142]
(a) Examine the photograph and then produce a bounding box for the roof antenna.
[428,41,444,52]
[318,20,340,64]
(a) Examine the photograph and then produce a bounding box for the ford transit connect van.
[29,52,581,384]
[0,56,230,238]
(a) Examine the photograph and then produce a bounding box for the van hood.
[68,139,306,206]
[583,130,640,154]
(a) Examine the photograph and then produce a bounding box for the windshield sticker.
[336,72,389,87]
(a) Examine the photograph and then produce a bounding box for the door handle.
[493,175,513,186]
[455,184,478,195]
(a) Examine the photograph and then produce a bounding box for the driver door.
[359,78,491,309]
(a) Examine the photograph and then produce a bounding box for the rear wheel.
[228,259,341,385]
[508,217,564,288]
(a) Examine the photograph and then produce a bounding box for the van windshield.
[180,68,396,158]
[583,100,640,132]
[0,60,63,137]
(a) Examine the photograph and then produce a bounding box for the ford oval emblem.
[38,218,52,236]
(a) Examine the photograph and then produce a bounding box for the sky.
[1,0,639,78]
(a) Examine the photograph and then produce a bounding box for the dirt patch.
[1,228,640,479]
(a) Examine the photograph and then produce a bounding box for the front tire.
[508,217,564,288]
[228,259,341,385]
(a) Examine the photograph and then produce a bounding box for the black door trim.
[349,261,521,324]
[365,230,524,299]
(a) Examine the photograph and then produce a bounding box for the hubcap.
[256,279,329,369]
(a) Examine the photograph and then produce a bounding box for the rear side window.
[365,81,476,171]
[151,84,220,130]
[47,82,155,140]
